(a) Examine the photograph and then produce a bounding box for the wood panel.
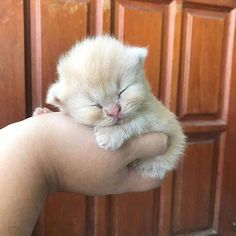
[158,1,183,235]
[43,193,87,236]
[96,0,111,34]
[184,0,236,8]
[0,0,25,127]
[115,0,165,97]
[218,11,236,234]
[86,196,111,236]
[30,1,96,235]
[174,3,236,236]
[113,1,187,235]
[113,1,171,235]
[178,8,226,120]
[172,136,218,234]
[31,0,96,109]
[110,191,160,236]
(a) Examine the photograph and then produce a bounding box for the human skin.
[0,112,168,236]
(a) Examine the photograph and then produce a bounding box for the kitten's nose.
[105,103,121,118]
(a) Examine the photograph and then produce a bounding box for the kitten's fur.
[46,36,186,179]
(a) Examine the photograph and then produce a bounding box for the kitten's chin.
[95,116,125,127]
[101,115,131,126]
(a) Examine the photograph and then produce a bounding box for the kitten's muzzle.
[104,103,122,119]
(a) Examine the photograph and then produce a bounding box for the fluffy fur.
[46,36,186,179]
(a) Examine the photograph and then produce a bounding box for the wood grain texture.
[172,137,218,234]
[31,0,95,109]
[182,120,227,134]
[175,4,236,235]
[86,196,111,236]
[184,0,236,8]
[96,0,111,34]
[158,2,182,235]
[218,8,236,234]
[43,193,87,236]
[115,0,164,97]
[0,0,25,127]
[160,1,182,111]
[111,191,160,236]
[178,8,225,119]
[113,1,168,235]
[30,1,95,235]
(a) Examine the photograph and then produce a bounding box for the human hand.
[0,112,168,236]
[36,112,168,195]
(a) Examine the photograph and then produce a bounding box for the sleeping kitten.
[45,36,186,179]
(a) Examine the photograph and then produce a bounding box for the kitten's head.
[46,35,150,127]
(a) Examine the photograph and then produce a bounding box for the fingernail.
[161,133,169,154]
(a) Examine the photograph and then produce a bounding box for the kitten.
[45,35,186,179]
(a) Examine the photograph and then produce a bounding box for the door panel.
[113,1,171,235]
[0,0,25,127]
[172,136,219,234]
[179,8,225,119]
[218,16,236,235]
[30,0,96,108]
[110,191,160,236]
[173,2,236,236]
[115,0,165,96]
[30,1,97,235]
[43,193,87,236]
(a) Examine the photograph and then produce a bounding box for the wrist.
[25,115,60,194]
[0,118,51,235]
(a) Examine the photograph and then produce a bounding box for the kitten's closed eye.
[91,103,103,109]
[118,84,133,98]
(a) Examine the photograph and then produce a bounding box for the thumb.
[124,132,169,163]
[124,168,163,192]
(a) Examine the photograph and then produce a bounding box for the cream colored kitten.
[45,36,186,179]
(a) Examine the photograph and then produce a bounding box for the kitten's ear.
[46,82,64,108]
[127,46,148,64]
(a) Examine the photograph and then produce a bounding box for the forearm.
[0,114,101,235]
[0,119,50,236]
[0,113,167,235]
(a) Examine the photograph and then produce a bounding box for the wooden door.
[1,0,236,235]
[0,0,26,127]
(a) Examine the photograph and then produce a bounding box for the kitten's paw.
[33,107,52,117]
[94,128,123,151]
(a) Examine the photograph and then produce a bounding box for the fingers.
[124,132,169,163]
[121,168,163,193]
